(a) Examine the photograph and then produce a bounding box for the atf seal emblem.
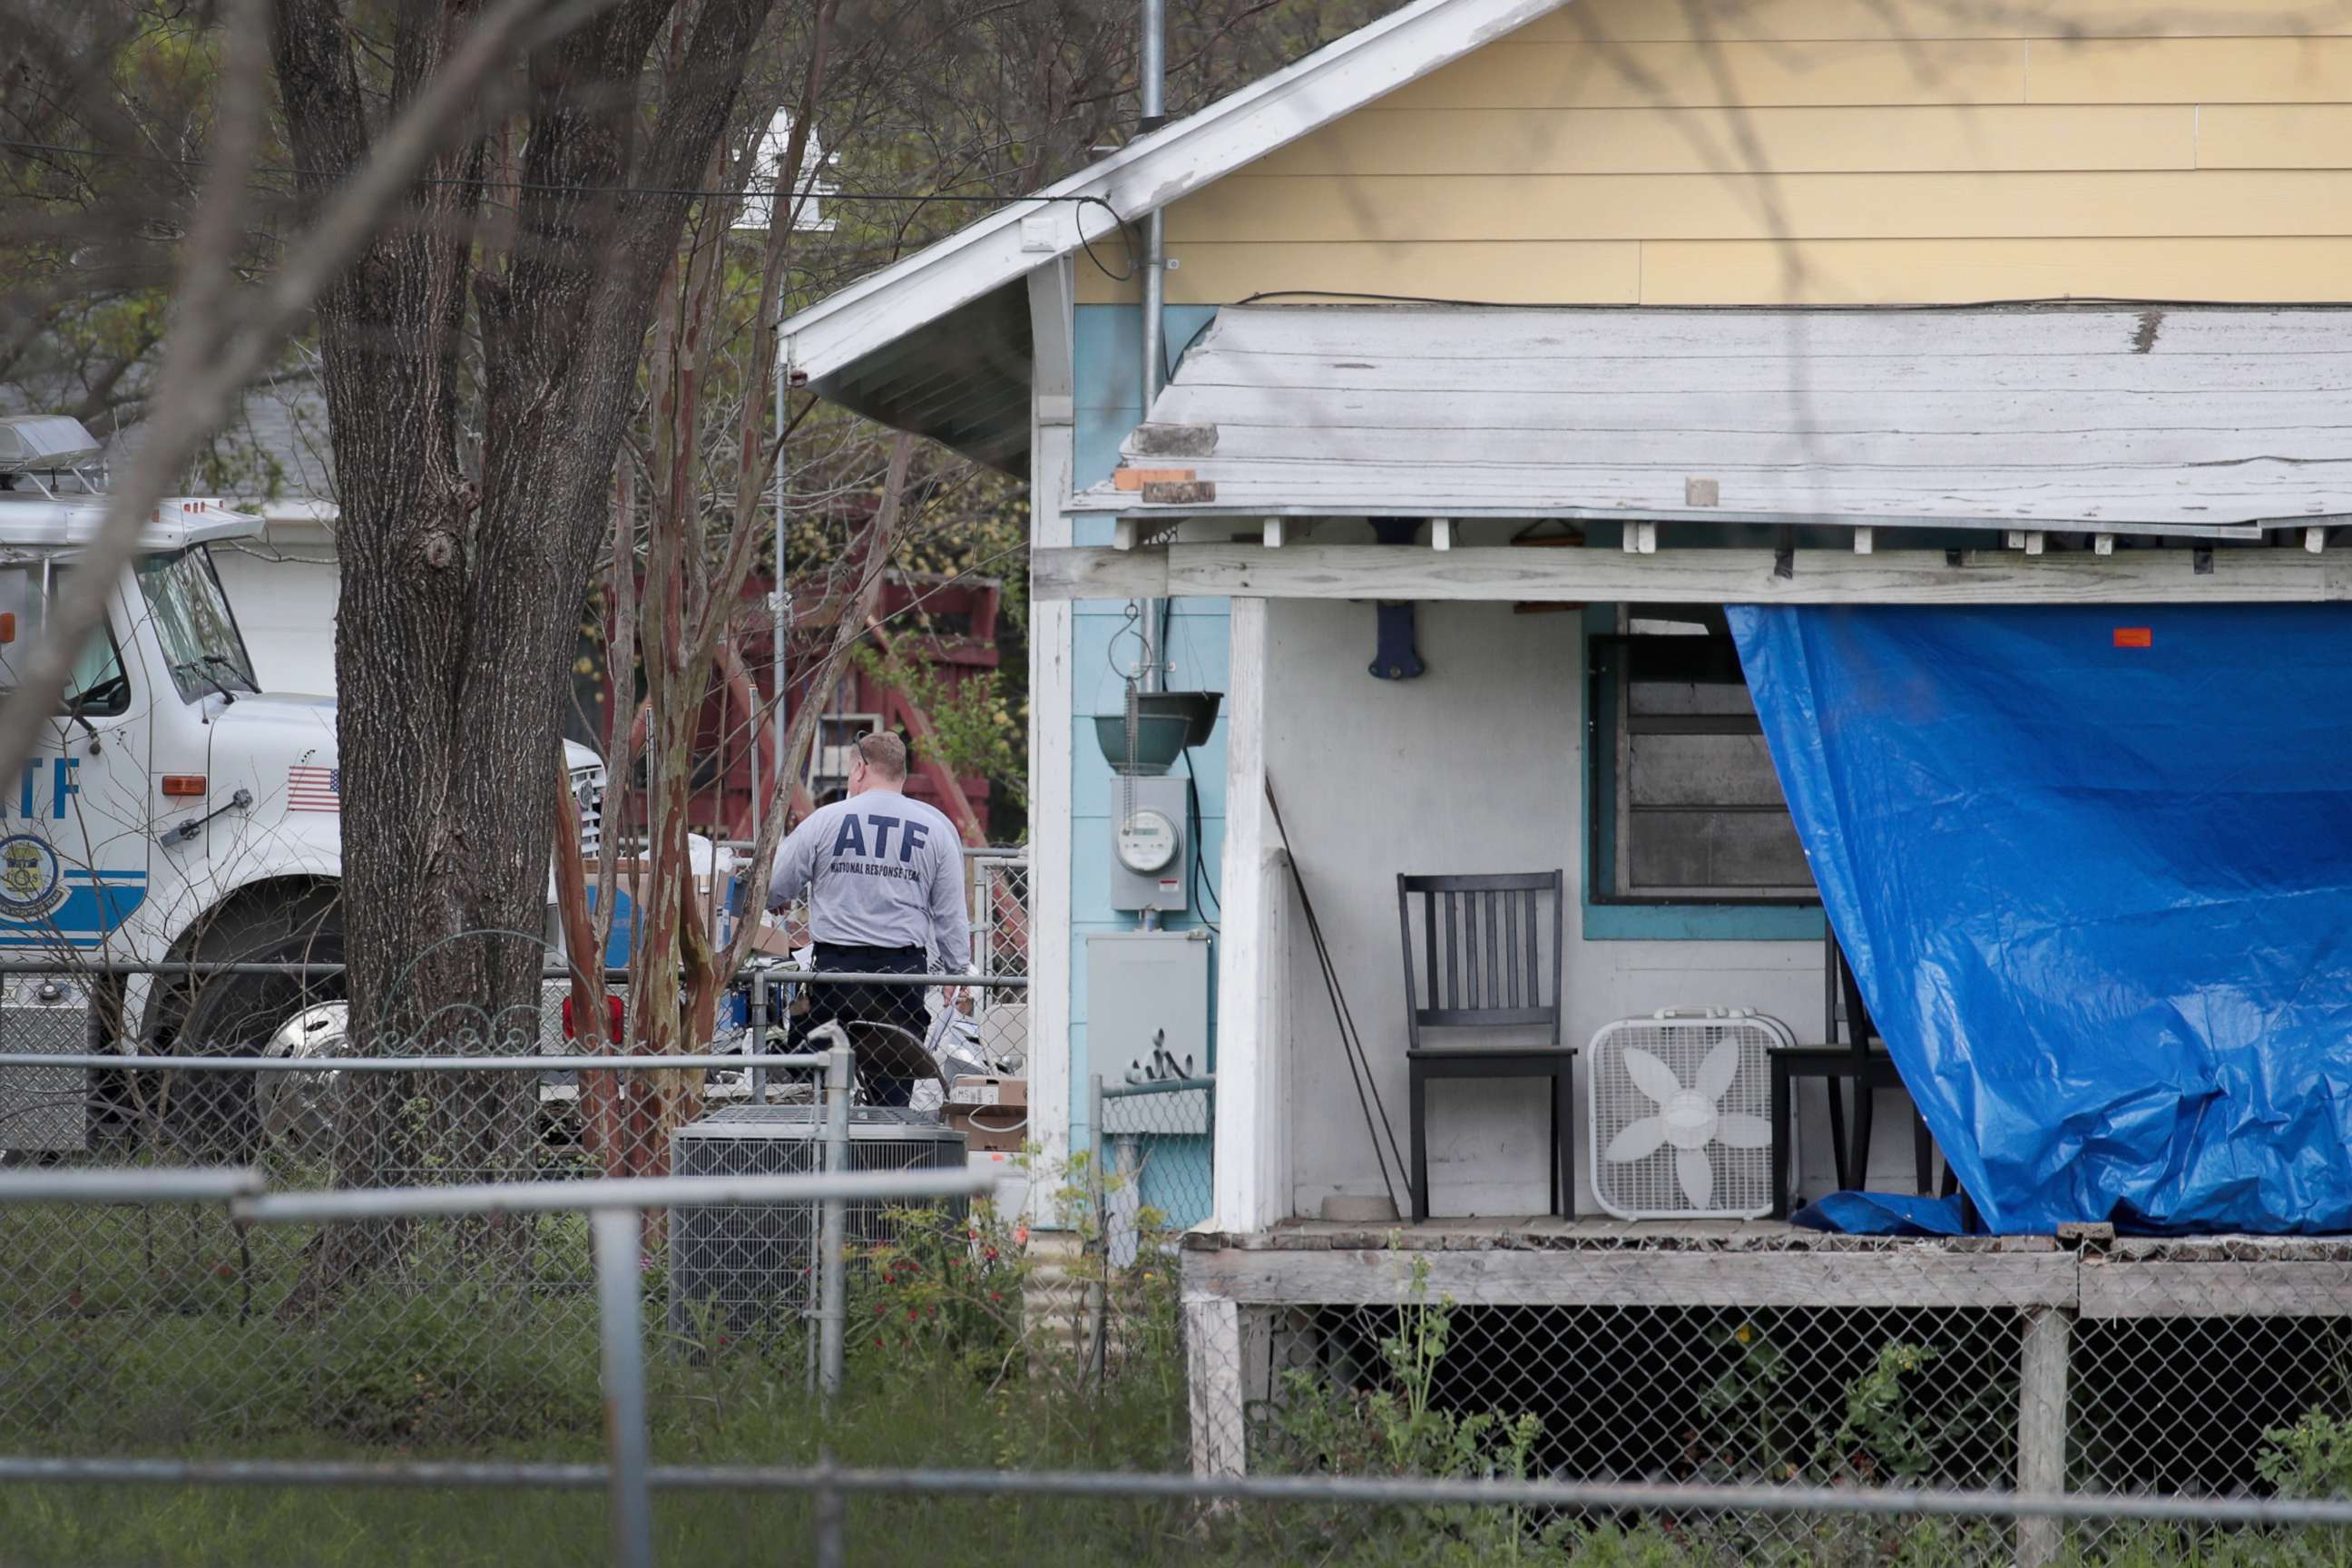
[0,834,65,919]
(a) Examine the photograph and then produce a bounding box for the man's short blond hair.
[853,730,907,781]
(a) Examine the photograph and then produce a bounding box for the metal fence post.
[811,1455,847,1568]
[591,1205,654,1568]
[1085,1073,1107,1384]
[818,1040,852,1402]
[747,971,768,1104]
[816,1042,854,1568]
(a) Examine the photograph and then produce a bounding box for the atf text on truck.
[0,414,604,1144]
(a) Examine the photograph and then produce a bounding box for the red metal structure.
[593,569,1004,846]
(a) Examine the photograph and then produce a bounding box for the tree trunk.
[271,0,781,1312]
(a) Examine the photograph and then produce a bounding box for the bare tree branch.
[0,0,599,787]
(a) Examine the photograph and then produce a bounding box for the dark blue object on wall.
[1728,602,2352,1235]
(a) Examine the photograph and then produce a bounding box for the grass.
[7,1198,2352,1566]
[0,1189,1212,1565]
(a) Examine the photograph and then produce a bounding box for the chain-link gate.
[966,848,1031,1077]
[1096,1073,1215,1252]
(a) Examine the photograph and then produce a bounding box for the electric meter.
[1114,808,1180,874]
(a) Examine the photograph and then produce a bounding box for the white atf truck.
[0,414,605,1145]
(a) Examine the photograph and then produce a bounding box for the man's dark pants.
[799,942,929,1107]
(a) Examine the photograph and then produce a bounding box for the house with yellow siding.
[782,0,2352,1501]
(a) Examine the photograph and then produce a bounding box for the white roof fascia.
[778,0,1572,383]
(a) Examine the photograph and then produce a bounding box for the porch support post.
[1184,1295,1249,1478]
[1213,595,1286,1231]
[1026,257,1077,1209]
[2016,1305,2072,1568]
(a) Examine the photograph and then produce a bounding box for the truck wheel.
[162,891,344,1160]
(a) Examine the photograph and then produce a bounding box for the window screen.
[1604,607,1814,902]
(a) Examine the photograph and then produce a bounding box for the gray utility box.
[1108,774,1190,913]
[1085,931,1210,1089]
[669,1105,965,1338]
[0,974,92,1153]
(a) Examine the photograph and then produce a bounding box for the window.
[0,564,131,717]
[136,547,257,702]
[1590,606,1815,904]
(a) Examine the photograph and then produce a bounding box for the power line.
[0,136,1113,209]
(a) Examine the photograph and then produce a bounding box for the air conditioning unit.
[1588,1008,1787,1221]
[0,974,93,1152]
[668,1105,965,1338]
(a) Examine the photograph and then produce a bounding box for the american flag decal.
[288,764,340,813]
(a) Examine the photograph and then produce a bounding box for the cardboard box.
[741,916,801,961]
[947,1075,1026,1110]
[945,1083,1028,1153]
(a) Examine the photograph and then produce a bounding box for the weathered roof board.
[1071,306,2352,537]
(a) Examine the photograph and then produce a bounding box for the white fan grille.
[1587,1012,1787,1220]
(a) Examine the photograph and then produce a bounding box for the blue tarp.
[1727,603,2352,1235]
[1790,1192,1978,1238]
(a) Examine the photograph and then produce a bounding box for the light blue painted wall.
[1068,304,1225,1221]
[1073,305,1220,490]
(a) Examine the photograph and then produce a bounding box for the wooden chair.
[1396,870,1573,1222]
[1769,928,1949,1218]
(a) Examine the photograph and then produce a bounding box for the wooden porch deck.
[1177,1216,2352,1479]
[1184,1215,2352,1315]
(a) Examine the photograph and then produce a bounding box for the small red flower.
[990,1292,1003,1304]
[213,1263,235,1279]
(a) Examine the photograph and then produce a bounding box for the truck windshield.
[136,547,258,702]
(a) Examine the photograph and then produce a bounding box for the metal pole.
[812,1452,847,1568]
[1111,1132,1142,1271]
[748,972,769,1104]
[1137,0,1169,696]
[1085,1073,1108,1385]
[773,322,791,798]
[237,1168,988,1224]
[815,1040,853,1568]
[592,1207,655,1568]
[10,1053,829,1075]
[818,1040,852,1402]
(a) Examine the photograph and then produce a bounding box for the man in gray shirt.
[768,732,970,1104]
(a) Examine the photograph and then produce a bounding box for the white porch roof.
[1070,305,2352,539]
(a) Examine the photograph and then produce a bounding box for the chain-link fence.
[16,1162,2352,1568]
[1173,1224,2352,1567]
[1095,1072,1215,1247]
[967,848,1031,1076]
[0,953,1028,1479]
[0,1049,857,1460]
